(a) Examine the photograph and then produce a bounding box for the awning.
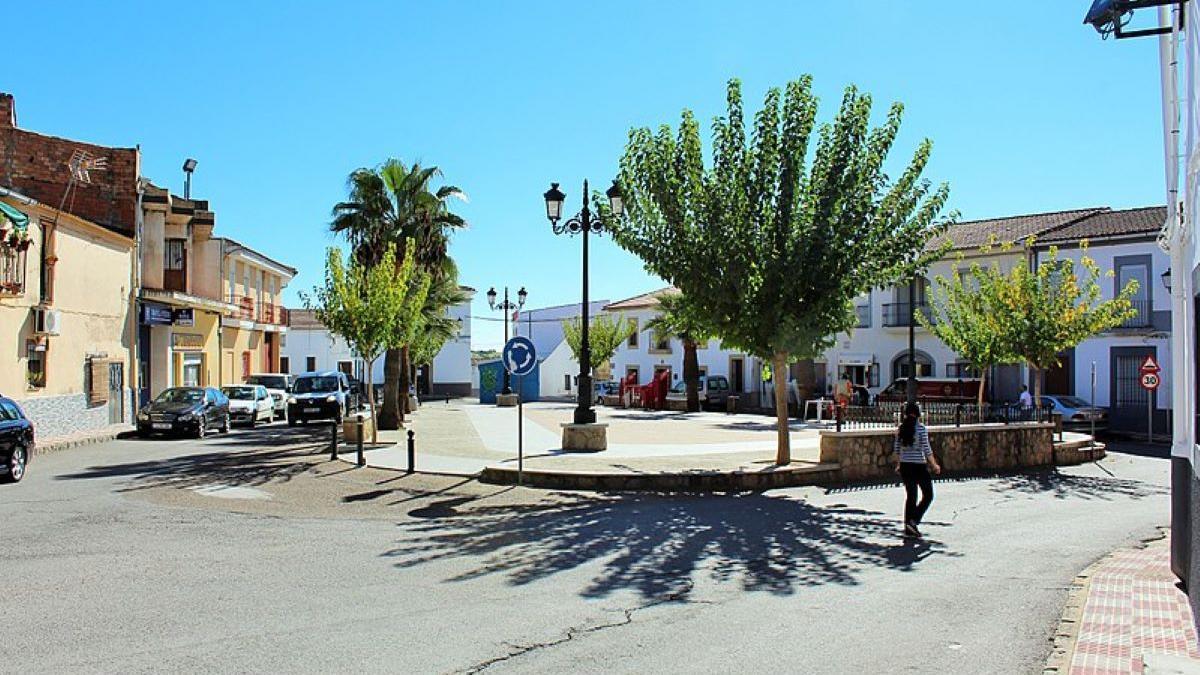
[0,201,29,231]
[837,353,875,366]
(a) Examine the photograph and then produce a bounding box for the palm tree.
[329,159,467,428]
[645,292,712,413]
[410,274,471,389]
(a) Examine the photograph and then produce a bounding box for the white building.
[606,205,1171,433]
[282,288,475,397]
[506,300,608,399]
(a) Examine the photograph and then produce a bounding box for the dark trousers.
[900,462,934,525]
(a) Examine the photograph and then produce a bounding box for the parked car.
[136,387,230,438]
[666,375,733,410]
[0,396,34,484]
[287,371,352,425]
[876,378,984,403]
[1039,394,1108,428]
[577,380,618,404]
[244,373,291,417]
[222,385,275,426]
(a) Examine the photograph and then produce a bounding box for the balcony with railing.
[881,302,934,328]
[1118,299,1153,329]
[228,295,289,325]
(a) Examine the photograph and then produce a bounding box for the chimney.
[0,93,14,128]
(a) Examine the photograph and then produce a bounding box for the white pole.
[1090,361,1097,449]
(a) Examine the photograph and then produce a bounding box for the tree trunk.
[378,347,401,430]
[773,352,791,465]
[400,345,411,420]
[976,367,988,422]
[1032,365,1042,409]
[683,339,700,413]
[365,358,378,444]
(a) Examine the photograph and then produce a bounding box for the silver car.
[667,375,733,410]
[1040,395,1108,428]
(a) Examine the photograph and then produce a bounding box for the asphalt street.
[0,426,1171,674]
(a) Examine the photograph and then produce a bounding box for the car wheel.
[248,414,256,428]
[2,445,27,483]
[220,414,230,434]
[288,418,296,427]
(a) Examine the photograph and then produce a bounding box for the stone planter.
[561,422,608,452]
[496,393,519,407]
[342,415,375,443]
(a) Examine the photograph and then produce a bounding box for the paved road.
[1,426,1171,674]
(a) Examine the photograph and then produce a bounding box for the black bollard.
[355,414,365,466]
[407,429,415,474]
[329,420,338,461]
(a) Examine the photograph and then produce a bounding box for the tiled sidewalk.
[1054,535,1200,674]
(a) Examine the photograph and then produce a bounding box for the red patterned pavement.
[1069,536,1200,674]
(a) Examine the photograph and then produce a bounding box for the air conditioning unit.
[33,307,62,336]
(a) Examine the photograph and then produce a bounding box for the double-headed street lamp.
[486,285,526,395]
[544,179,624,425]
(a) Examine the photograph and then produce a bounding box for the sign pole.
[1090,361,1096,449]
[502,335,536,488]
[517,374,524,486]
[1148,387,1154,445]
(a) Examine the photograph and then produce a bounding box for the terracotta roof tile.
[287,309,324,330]
[603,286,679,311]
[1038,205,1166,243]
[930,207,1106,251]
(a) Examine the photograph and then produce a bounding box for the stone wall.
[17,390,131,440]
[819,423,1055,481]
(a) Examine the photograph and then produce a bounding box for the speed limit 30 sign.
[1140,371,1161,391]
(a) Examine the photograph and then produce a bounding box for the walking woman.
[894,402,941,537]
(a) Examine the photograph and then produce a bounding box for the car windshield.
[1054,396,1093,408]
[223,387,256,400]
[155,388,203,404]
[670,381,686,393]
[246,376,287,390]
[293,376,339,393]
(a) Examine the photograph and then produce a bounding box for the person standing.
[835,372,855,409]
[894,402,941,537]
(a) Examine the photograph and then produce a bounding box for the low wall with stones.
[16,390,131,440]
[819,423,1055,481]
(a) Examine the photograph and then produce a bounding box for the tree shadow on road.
[991,468,1168,501]
[383,492,959,601]
[56,428,328,492]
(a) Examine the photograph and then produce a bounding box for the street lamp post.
[907,274,918,405]
[486,285,526,395]
[544,179,623,425]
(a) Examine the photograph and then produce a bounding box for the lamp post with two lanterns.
[486,285,526,396]
[543,179,624,425]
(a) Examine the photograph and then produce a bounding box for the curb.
[34,427,134,457]
[478,462,842,491]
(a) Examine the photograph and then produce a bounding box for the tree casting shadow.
[384,492,958,601]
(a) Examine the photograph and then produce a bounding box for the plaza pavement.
[340,399,823,476]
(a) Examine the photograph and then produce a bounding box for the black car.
[0,396,34,484]
[287,372,351,424]
[136,387,231,438]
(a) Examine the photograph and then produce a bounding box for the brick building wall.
[0,93,139,236]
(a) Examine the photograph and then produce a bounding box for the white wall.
[607,306,751,391]
[281,328,364,378]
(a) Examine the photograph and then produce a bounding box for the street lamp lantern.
[487,285,526,396]
[606,180,624,217]
[1162,267,1172,291]
[486,287,498,309]
[543,182,566,223]
[517,286,528,308]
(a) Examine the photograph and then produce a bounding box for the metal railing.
[834,400,1053,432]
[228,295,289,325]
[881,302,934,328]
[1118,299,1152,329]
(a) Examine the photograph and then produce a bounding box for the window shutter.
[869,363,880,388]
[88,359,109,405]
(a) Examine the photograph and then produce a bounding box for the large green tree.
[610,77,955,463]
[645,293,713,412]
[330,159,466,427]
[301,244,418,443]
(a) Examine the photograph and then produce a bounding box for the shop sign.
[172,308,195,326]
[172,333,205,351]
[141,303,174,326]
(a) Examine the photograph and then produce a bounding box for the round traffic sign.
[502,336,537,376]
[1140,372,1161,391]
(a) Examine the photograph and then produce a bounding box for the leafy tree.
[562,313,636,375]
[609,76,955,463]
[410,274,470,378]
[987,241,1138,406]
[300,244,418,443]
[330,159,467,427]
[645,292,713,412]
[920,250,1018,416]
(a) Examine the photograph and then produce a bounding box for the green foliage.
[562,314,637,372]
[609,77,955,364]
[411,274,470,368]
[646,293,713,412]
[608,76,956,460]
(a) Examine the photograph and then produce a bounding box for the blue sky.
[8,2,1166,348]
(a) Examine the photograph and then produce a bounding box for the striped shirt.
[895,423,932,464]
